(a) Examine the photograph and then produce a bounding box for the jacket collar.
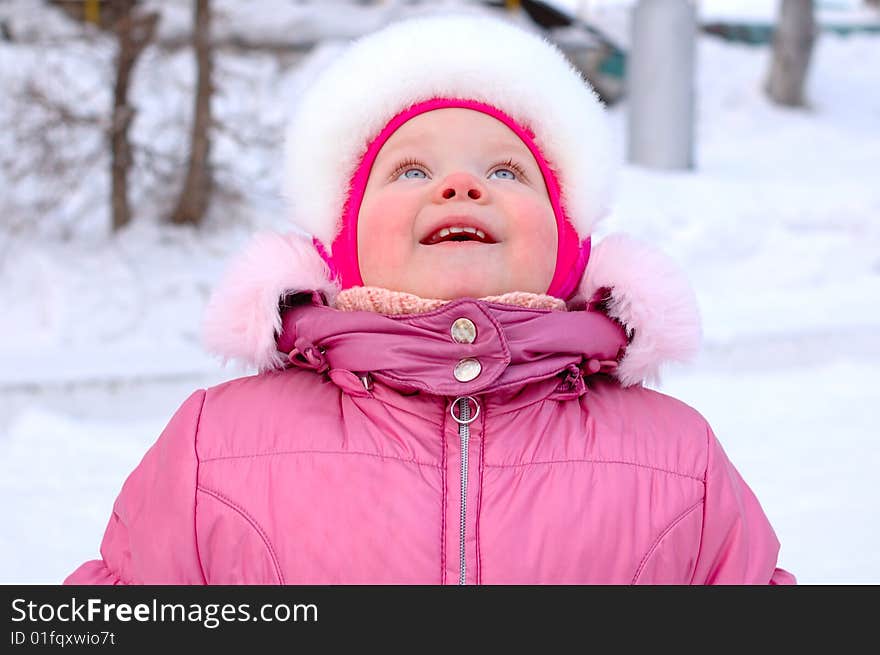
[275,292,626,397]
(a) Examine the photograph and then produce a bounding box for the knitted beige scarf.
[333,286,567,315]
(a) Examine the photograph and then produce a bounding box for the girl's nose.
[433,171,488,203]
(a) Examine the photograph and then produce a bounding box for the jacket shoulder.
[586,378,712,481]
[197,368,342,461]
[204,366,330,403]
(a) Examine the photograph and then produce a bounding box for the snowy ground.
[1,3,878,584]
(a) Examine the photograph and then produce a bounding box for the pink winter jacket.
[64,232,795,585]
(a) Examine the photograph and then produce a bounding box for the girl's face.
[357,108,557,299]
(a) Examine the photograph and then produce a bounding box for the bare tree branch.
[22,81,106,128]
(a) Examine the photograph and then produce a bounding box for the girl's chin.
[369,247,551,298]
[402,275,518,300]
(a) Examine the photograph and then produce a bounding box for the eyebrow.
[378,134,424,156]
[376,135,532,164]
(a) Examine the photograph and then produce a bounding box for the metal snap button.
[453,357,481,382]
[450,317,477,344]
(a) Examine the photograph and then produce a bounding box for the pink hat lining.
[313,97,590,300]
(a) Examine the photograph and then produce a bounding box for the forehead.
[376,107,530,159]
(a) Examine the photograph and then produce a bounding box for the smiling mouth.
[420,225,496,245]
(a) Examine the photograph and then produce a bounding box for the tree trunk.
[765,0,816,107]
[170,0,213,226]
[111,2,159,231]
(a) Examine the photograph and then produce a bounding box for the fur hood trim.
[578,234,702,386]
[202,232,701,387]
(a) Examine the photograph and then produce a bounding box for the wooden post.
[84,0,100,25]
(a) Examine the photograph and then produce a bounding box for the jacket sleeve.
[690,426,796,585]
[64,390,207,585]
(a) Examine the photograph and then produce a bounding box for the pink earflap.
[314,98,590,300]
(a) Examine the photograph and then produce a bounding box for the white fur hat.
[282,11,617,249]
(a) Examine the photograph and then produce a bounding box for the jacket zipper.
[458,396,470,585]
[451,396,480,585]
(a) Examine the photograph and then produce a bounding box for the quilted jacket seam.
[199,448,441,468]
[631,499,704,584]
[197,485,286,584]
[483,457,703,482]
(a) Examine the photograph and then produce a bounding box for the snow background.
[0,0,878,584]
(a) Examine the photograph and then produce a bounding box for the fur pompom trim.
[579,234,702,387]
[202,231,339,372]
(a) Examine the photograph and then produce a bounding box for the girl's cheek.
[358,192,420,283]
[505,200,557,280]
[361,190,419,233]
[359,229,410,287]
[508,199,556,245]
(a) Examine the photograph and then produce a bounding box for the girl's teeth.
[428,226,490,243]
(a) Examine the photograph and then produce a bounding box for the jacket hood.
[201,231,702,388]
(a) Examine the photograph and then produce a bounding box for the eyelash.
[389,157,427,180]
[495,158,529,180]
[389,157,528,181]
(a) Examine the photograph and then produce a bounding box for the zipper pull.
[450,396,480,425]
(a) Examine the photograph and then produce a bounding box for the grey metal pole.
[627,0,696,170]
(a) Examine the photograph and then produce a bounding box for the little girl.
[65,13,795,584]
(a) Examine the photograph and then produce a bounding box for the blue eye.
[490,168,516,180]
[401,168,428,179]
